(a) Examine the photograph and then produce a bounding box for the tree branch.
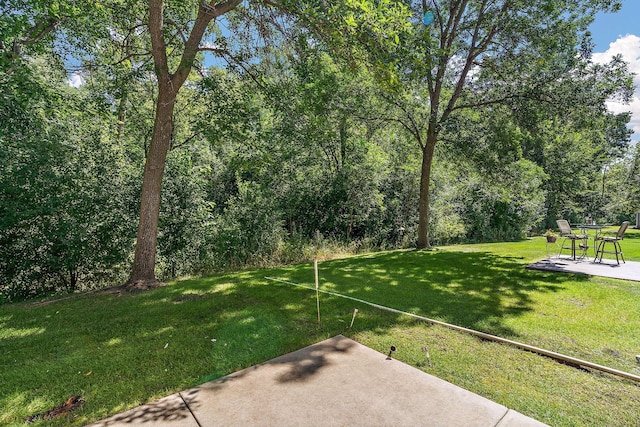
[196,38,270,93]
[451,94,517,111]
[202,0,244,18]
[451,88,558,112]
[381,93,425,149]
[165,19,189,46]
[3,15,62,73]
[112,51,153,66]
[20,17,61,47]
[172,0,242,88]
[430,0,468,126]
[171,130,204,150]
[149,0,170,82]
[441,0,511,123]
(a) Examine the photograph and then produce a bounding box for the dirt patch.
[26,395,84,423]
[97,280,167,295]
[565,298,589,307]
[27,280,167,306]
[602,348,622,359]
[173,294,206,303]
[29,295,77,306]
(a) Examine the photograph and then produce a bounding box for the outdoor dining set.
[551,219,630,264]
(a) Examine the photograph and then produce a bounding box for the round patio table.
[573,224,606,258]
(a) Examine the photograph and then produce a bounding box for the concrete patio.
[89,335,547,427]
[527,257,640,282]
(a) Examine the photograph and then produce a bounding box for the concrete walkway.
[527,258,640,282]
[89,335,546,427]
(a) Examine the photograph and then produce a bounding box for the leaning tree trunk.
[126,0,242,287]
[416,132,437,249]
[127,87,176,286]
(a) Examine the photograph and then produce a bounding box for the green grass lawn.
[1,229,639,426]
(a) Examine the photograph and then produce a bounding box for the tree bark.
[416,132,436,249]
[127,87,176,285]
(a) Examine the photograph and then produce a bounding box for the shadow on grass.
[0,248,586,425]
[265,249,586,338]
[0,268,366,424]
[621,230,640,240]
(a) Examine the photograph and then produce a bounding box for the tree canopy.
[0,0,636,300]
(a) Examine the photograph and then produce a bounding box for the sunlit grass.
[1,231,639,426]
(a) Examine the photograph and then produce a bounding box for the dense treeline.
[1,1,638,301]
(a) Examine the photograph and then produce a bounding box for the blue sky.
[590,1,640,144]
[590,2,640,51]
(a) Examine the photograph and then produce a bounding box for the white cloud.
[606,96,640,135]
[592,34,640,144]
[68,72,85,88]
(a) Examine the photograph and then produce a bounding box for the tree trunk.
[127,88,176,285]
[69,269,78,291]
[124,0,242,288]
[416,133,437,249]
[124,0,174,287]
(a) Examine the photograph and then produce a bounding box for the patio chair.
[556,219,588,260]
[594,221,630,264]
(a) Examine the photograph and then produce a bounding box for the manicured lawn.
[1,229,639,426]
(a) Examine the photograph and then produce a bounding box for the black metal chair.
[556,219,588,260]
[594,221,630,264]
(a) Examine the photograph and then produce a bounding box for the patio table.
[573,224,606,258]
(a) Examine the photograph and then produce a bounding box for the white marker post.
[349,308,358,328]
[314,260,320,324]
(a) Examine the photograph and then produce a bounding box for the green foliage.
[425,138,547,245]
[462,160,546,242]
[0,56,137,301]
[598,145,640,224]
[211,181,286,268]
[360,0,633,247]
[278,0,412,57]
[157,148,215,279]
[1,0,113,73]
[199,50,392,245]
[1,0,636,299]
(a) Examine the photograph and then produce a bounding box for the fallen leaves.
[25,395,84,423]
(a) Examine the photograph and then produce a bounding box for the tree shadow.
[269,249,584,338]
[621,231,640,240]
[88,394,195,426]
[189,336,356,390]
[0,249,593,425]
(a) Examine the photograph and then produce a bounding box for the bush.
[210,182,287,269]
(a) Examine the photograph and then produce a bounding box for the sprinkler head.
[387,345,397,359]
